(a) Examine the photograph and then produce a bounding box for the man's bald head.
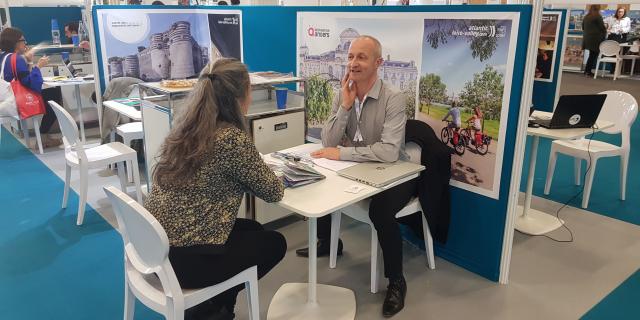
[350,35,382,59]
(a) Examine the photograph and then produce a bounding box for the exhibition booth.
[1,0,639,319]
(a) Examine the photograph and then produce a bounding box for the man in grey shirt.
[296,35,415,318]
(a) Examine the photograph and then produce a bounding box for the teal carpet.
[0,127,161,319]
[581,268,640,320]
[520,118,640,225]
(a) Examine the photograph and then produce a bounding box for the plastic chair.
[594,40,622,80]
[0,114,44,153]
[48,101,143,225]
[543,91,638,208]
[621,40,640,76]
[111,122,144,182]
[103,186,260,320]
[328,143,435,294]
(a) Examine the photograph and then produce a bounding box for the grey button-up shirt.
[321,79,407,162]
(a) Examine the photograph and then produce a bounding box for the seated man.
[296,35,414,317]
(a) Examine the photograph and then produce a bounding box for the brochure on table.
[298,11,520,200]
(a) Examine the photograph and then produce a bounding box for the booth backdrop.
[93,4,532,282]
[8,7,83,45]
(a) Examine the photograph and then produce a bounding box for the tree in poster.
[425,20,499,62]
[419,73,446,115]
[458,65,503,121]
[306,75,334,125]
[403,80,417,120]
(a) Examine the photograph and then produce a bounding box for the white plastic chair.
[111,122,144,182]
[48,100,143,225]
[594,40,622,80]
[621,40,640,76]
[103,186,260,320]
[0,114,44,153]
[543,91,638,208]
[329,143,435,294]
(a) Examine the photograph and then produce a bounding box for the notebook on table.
[336,161,424,188]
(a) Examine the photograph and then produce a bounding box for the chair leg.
[594,59,600,79]
[246,268,260,320]
[130,158,143,204]
[370,227,381,294]
[20,119,30,149]
[544,150,558,195]
[117,161,128,193]
[613,62,620,80]
[631,59,636,77]
[581,158,598,209]
[421,214,435,270]
[62,163,71,208]
[77,165,88,225]
[574,158,582,186]
[32,117,43,154]
[123,137,134,183]
[620,154,629,201]
[329,211,342,269]
[124,281,135,320]
[109,131,115,170]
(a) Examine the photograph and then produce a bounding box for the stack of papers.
[275,160,325,188]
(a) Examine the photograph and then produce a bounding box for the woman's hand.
[36,56,49,69]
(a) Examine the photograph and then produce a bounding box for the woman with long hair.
[607,7,631,43]
[582,5,607,76]
[145,58,286,320]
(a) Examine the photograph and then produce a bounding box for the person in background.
[297,35,412,317]
[607,7,631,43]
[582,5,607,77]
[467,106,483,141]
[218,1,229,5]
[535,49,552,79]
[0,27,62,148]
[145,59,286,320]
[151,0,165,4]
[230,0,240,5]
[64,21,79,45]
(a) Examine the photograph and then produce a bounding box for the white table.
[43,78,95,142]
[103,100,142,121]
[266,144,423,320]
[516,111,614,235]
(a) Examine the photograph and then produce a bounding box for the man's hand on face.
[311,147,341,160]
[341,68,357,111]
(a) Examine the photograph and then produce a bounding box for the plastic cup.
[72,35,79,46]
[61,52,70,63]
[275,87,287,109]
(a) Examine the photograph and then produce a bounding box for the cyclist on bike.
[442,101,462,144]
[467,106,483,144]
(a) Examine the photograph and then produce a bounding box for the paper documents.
[277,144,358,172]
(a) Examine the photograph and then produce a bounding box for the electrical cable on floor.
[536,126,597,243]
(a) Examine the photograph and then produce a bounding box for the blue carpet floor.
[0,128,161,319]
[581,268,640,320]
[520,118,640,226]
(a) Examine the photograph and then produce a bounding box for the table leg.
[308,217,317,303]
[515,135,564,235]
[75,84,86,143]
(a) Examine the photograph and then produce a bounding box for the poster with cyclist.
[418,13,520,199]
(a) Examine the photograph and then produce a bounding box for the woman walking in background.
[582,5,607,77]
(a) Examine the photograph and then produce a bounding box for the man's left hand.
[311,147,340,160]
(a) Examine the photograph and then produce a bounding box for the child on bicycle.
[467,106,483,145]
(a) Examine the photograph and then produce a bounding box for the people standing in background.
[582,5,607,77]
[230,0,240,5]
[607,7,631,43]
[64,22,78,45]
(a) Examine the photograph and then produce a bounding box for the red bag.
[10,54,45,120]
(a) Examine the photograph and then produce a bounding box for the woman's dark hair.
[230,0,240,4]
[151,0,165,4]
[0,27,24,52]
[218,1,228,5]
[587,5,601,17]
[65,21,79,33]
[153,58,251,186]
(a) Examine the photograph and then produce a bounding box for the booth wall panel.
[8,7,82,45]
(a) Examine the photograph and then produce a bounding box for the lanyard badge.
[353,96,367,142]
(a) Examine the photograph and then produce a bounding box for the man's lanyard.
[353,95,368,142]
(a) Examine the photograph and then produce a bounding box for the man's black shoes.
[295,239,343,257]
[382,276,407,317]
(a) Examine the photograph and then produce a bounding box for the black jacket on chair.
[405,120,453,244]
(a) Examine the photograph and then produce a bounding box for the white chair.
[111,122,144,182]
[594,40,622,80]
[329,143,435,294]
[0,116,13,143]
[48,100,143,225]
[621,40,640,77]
[543,91,638,208]
[0,114,44,154]
[103,186,260,320]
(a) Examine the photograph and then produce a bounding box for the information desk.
[516,111,614,235]
[265,144,424,320]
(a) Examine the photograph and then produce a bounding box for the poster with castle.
[297,12,423,141]
[96,9,242,83]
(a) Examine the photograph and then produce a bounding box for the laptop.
[530,94,606,129]
[337,161,424,188]
[64,59,85,77]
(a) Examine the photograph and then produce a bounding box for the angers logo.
[307,27,330,38]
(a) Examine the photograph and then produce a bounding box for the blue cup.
[61,52,70,62]
[275,88,287,109]
[71,35,79,46]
